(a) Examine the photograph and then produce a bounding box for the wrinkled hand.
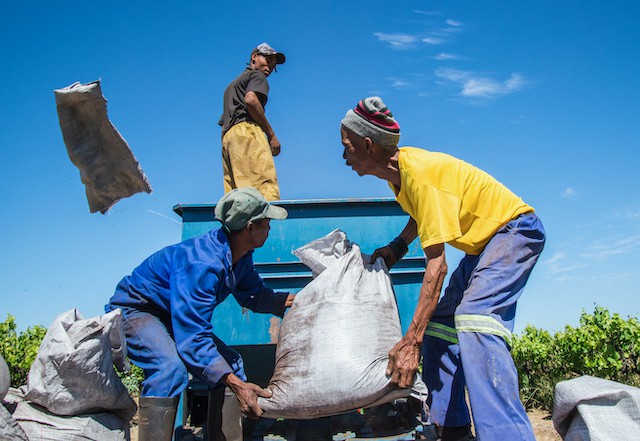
[386,337,421,389]
[225,374,272,419]
[269,134,281,156]
[370,245,400,269]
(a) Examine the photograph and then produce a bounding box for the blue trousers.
[422,212,545,441]
[117,309,246,397]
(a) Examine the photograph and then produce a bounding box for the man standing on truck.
[218,42,286,201]
[339,97,545,441]
[106,187,293,441]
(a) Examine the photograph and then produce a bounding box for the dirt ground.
[527,409,562,441]
[128,405,561,440]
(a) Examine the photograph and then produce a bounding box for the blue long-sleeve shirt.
[107,227,288,385]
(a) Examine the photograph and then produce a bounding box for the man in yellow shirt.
[340,97,545,441]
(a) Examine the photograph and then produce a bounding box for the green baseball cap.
[214,187,288,231]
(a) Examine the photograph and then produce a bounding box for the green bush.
[0,314,47,387]
[117,362,145,396]
[513,305,640,412]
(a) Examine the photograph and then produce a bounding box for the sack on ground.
[553,375,640,441]
[25,309,136,422]
[258,230,427,419]
[0,396,29,441]
[5,386,128,441]
[54,80,152,214]
[0,353,10,402]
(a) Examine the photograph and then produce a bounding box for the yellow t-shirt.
[391,147,533,255]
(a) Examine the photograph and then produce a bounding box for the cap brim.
[266,204,288,220]
[275,53,286,64]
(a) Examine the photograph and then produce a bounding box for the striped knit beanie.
[341,97,400,146]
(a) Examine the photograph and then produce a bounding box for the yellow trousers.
[221,122,280,201]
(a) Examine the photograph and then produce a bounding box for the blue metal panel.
[173,198,425,346]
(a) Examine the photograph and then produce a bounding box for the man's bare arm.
[245,91,280,156]
[386,243,447,388]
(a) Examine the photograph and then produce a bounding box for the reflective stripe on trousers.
[426,315,513,346]
[425,321,458,345]
[455,314,512,346]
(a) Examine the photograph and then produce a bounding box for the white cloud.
[543,251,566,266]
[505,74,524,90]
[435,68,526,99]
[376,15,463,50]
[570,205,640,263]
[613,207,640,220]
[462,73,524,97]
[412,9,440,16]
[509,115,532,124]
[422,37,445,45]
[389,78,413,89]
[374,32,419,48]
[442,27,463,35]
[537,204,640,288]
[541,251,587,280]
[561,187,579,199]
[431,52,459,60]
[591,272,632,284]
[582,234,640,260]
[435,67,468,82]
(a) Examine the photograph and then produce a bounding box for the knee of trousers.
[144,359,189,396]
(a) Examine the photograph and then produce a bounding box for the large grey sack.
[259,230,426,419]
[291,228,352,277]
[6,387,128,441]
[0,353,9,401]
[55,80,152,214]
[553,375,640,441]
[25,309,137,422]
[0,399,29,441]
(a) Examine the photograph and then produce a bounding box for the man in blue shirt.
[106,187,293,440]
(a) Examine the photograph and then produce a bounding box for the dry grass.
[528,409,562,441]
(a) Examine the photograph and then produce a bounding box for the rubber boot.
[138,396,179,441]
[436,424,476,441]
[207,387,225,441]
[206,387,243,441]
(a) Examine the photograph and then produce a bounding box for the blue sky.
[1,1,639,333]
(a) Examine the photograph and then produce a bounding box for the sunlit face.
[251,53,277,76]
[341,127,370,176]
[248,218,271,248]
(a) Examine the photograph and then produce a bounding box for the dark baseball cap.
[256,42,286,65]
[214,187,287,231]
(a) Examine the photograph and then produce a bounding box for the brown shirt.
[218,68,269,136]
